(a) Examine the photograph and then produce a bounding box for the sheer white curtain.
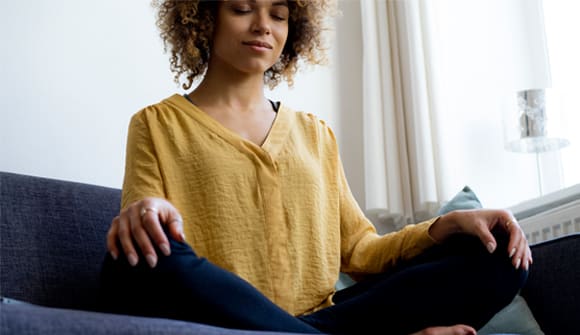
[360,0,443,227]
[358,0,555,229]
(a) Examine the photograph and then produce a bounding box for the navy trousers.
[99,228,527,335]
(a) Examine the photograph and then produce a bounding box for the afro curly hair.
[152,0,336,90]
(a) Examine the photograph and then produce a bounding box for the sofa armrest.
[0,303,313,335]
[521,233,580,335]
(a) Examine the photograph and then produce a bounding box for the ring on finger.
[169,218,183,225]
[505,220,515,230]
[140,207,158,218]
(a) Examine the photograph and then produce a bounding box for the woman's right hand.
[106,197,185,268]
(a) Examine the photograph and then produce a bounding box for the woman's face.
[210,0,290,76]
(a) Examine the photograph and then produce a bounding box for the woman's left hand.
[429,209,532,271]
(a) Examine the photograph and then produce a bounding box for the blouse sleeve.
[337,153,438,276]
[120,111,166,210]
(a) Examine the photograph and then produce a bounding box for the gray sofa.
[0,171,578,335]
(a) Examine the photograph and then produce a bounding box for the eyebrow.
[246,0,289,7]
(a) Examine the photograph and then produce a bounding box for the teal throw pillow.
[478,295,544,335]
[437,185,482,215]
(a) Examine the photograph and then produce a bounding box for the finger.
[130,206,158,268]
[516,233,532,270]
[507,225,524,269]
[141,205,171,257]
[505,219,521,256]
[106,216,120,260]
[476,223,497,253]
[117,213,139,266]
[514,230,530,270]
[166,212,185,243]
[155,202,185,243]
[523,245,533,271]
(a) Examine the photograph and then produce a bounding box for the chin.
[237,62,277,76]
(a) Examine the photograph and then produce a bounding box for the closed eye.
[230,3,252,15]
[270,7,288,21]
[233,8,251,15]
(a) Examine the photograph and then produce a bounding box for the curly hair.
[152,0,336,90]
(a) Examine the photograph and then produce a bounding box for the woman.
[100,1,532,334]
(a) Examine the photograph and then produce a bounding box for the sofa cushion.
[521,233,580,335]
[477,295,543,335]
[0,172,121,311]
[437,185,482,215]
[0,302,304,335]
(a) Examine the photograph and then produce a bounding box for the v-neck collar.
[167,94,292,159]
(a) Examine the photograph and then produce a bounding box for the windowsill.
[509,183,580,220]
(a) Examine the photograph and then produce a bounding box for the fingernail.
[110,251,118,260]
[127,254,138,267]
[146,254,157,268]
[515,258,521,270]
[523,261,529,271]
[509,248,516,258]
[486,242,495,253]
[159,243,171,256]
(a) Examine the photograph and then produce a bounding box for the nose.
[251,10,271,35]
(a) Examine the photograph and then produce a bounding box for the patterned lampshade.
[504,88,569,153]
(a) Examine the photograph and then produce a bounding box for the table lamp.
[504,88,570,195]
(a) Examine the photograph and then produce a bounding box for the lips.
[242,40,273,49]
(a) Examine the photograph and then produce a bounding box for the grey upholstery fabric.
[0,303,303,335]
[520,233,580,335]
[0,172,120,310]
[1,171,579,335]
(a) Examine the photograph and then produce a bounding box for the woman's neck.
[189,63,268,114]
[186,63,278,146]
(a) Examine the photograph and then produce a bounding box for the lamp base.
[505,136,570,153]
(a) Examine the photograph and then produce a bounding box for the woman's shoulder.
[136,94,183,114]
[282,104,336,140]
[129,94,190,124]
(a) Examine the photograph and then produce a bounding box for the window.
[542,0,580,189]
[428,0,579,208]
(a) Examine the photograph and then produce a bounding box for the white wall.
[0,1,362,192]
[1,1,176,188]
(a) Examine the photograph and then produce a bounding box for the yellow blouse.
[121,94,437,316]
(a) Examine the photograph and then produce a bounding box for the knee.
[440,233,528,303]
[475,245,528,308]
[100,238,204,283]
[98,242,203,313]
